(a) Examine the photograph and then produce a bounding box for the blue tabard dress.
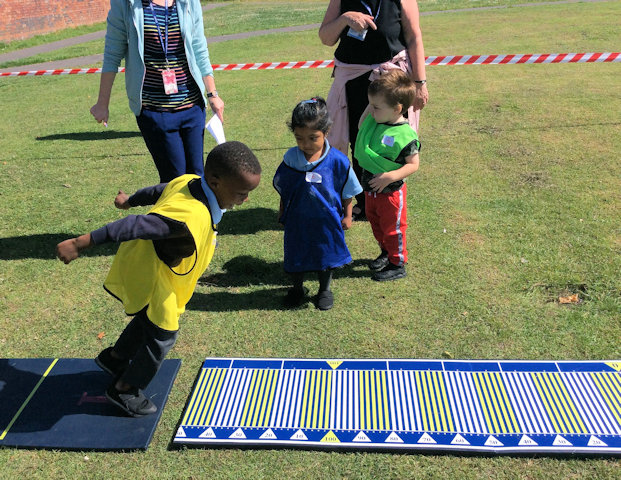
[273,147,353,273]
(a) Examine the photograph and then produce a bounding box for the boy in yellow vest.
[56,141,261,417]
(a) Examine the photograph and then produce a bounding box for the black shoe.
[369,251,389,271]
[283,286,309,308]
[105,385,157,417]
[372,262,406,281]
[315,290,334,310]
[95,347,129,377]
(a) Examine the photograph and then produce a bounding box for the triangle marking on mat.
[353,431,371,442]
[553,435,572,446]
[260,428,277,440]
[176,427,186,438]
[229,428,246,439]
[484,435,503,447]
[518,435,538,446]
[587,436,607,447]
[417,433,436,444]
[327,360,343,370]
[451,434,470,445]
[199,427,216,439]
[385,432,404,443]
[605,361,621,371]
[290,429,308,441]
[321,431,341,443]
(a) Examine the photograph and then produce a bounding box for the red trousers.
[365,184,408,266]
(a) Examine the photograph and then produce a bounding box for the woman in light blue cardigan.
[91,0,224,182]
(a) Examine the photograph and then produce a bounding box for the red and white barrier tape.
[1,52,619,77]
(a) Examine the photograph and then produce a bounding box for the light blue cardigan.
[102,0,213,115]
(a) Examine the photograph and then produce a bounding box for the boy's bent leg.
[118,313,178,390]
[111,309,149,361]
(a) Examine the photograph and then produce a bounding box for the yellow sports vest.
[104,175,217,331]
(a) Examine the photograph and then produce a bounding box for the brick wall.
[0,0,110,43]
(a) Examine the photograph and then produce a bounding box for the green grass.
[1,1,620,478]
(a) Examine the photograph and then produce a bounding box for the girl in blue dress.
[273,98,362,310]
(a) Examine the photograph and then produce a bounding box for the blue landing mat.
[0,358,180,450]
[174,358,621,456]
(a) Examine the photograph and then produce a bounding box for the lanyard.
[148,0,169,65]
[360,0,382,21]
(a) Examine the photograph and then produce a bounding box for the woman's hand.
[342,11,377,33]
[90,102,109,125]
[412,82,429,111]
[319,0,377,46]
[208,95,225,123]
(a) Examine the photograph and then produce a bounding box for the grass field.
[0,0,619,478]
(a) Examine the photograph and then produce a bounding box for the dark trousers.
[114,309,178,390]
[136,103,206,183]
[345,71,372,211]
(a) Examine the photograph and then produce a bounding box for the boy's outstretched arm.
[114,190,131,209]
[56,233,93,264]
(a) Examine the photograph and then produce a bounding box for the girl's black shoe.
[315,290,334,310]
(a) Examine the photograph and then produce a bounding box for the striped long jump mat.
[174,358,621,455]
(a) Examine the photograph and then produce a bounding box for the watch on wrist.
[207,90,218,98]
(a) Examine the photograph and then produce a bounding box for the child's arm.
[341,198,353,230]
[122,183,167,208]
[56,234,93,264]
[114,190,131,209]
[367,153,419,193]
[56,184,170,264]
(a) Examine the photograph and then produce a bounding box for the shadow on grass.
[189,255,374,311]
[188,286,289,311]
[199,255,372,288]
[36,131,141,141]
[0,233,116,260]
[187,256,371,312]
[199,255,286,288]
[217,207,281,235]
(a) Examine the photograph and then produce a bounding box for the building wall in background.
[0,0,109,43]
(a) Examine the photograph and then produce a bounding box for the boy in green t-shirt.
[354,70,421,281]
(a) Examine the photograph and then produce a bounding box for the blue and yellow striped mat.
[174,358,621,455]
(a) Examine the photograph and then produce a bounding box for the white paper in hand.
[206,114,226,144]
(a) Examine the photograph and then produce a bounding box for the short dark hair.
[288,96,332,134]
[368,70,416,110]
[204,141,261,179]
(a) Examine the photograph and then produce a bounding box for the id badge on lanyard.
[346,0,382,41]
[149,0,178,94]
